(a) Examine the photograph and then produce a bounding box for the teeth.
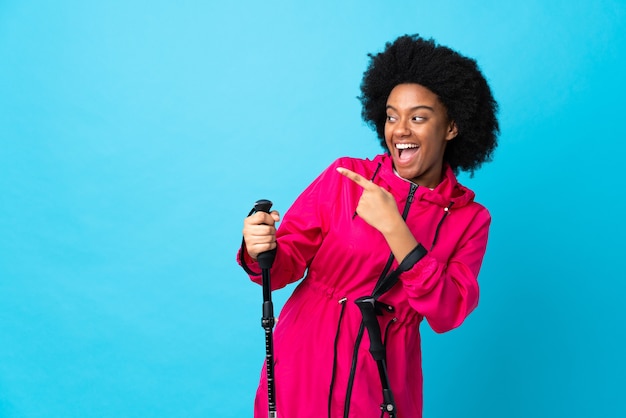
[395,143,418,150]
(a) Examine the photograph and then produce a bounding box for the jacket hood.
[373,153,475,209]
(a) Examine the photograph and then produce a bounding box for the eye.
[412,115,426,122]
[386,115,397,122]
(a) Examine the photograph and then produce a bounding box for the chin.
[396,168,419,180]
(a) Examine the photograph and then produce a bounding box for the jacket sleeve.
[399,207,491,333]
[236,159,343,290]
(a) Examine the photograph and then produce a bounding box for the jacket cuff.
[237,241,262,276]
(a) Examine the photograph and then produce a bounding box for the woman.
[238,34,499,418]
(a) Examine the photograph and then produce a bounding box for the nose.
[393,118,410,136]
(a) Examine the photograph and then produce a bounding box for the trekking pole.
[254,199,278,418]
[355,296,397,418]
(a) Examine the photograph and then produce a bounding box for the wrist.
[380,213,408,237]
[381,217,419,262]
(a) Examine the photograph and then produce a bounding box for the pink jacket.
[238,154,491,418]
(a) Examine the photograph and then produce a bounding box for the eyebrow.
[386,105,435,112]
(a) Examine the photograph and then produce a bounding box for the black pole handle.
[254,199,277,270]
[355,296,397,417]
[254,199,273,214]
[355,296,385,361]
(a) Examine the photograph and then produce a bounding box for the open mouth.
[396,143,419,161]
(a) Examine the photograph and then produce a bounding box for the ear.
[445,121,458,141]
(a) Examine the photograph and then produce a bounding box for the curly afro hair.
[359,34,499,175]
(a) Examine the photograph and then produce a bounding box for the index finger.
[336,167,376,190]
[247,211,277,226]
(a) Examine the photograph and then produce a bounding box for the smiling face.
[384,83,458,188]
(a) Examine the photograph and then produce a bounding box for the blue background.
[1,1,625,417]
